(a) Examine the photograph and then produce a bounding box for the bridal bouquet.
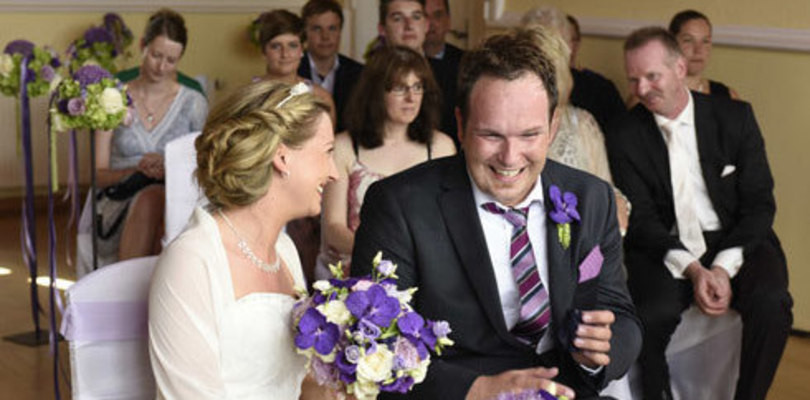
[0,39,62,98]
[293,252,454,399]
[50,64,130,131]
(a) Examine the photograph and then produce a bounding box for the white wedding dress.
[149,207,308,399]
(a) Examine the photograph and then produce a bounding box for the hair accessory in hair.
[276,81,310,109]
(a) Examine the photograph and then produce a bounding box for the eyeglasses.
[389,83,424,96]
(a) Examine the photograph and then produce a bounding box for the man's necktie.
[482,203,551,345]
[662,123,707,259]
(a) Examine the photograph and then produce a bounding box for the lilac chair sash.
[60,301,148,341]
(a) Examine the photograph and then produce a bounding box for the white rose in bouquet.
[356,345,394,383]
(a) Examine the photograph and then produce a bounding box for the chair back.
[61,256,159,400]
[164,131,205,245]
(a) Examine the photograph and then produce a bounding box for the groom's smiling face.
[461,72,558,207]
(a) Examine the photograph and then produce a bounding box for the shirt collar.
[653,87,694,130]
[470,172,545,211]
[430,44,447,60]
[307,53,340,77]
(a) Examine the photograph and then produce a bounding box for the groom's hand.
[571,310,614,369]
[465,367,576,400]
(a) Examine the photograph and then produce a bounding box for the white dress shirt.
[470,175,553,355]
[654,90,743,279]
[306,53,339,95]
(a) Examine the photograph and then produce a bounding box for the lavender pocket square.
[577,245,603,283]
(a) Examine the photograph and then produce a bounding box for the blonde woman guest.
[520,21,631,234]
[315,45,455,280]
[86,9,207,272]
[149,80,338,399]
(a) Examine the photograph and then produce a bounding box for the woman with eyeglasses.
[315,45,455,279]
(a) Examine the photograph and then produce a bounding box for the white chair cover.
[61,256,159,400]
[163,131,205,246]
[628,306,742,400]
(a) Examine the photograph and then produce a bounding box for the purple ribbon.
[18,56,41,338]
[46,114,62,400]
[60,301,148,342]
[62,130,80,269]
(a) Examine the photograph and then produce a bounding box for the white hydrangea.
[0,54,14,77]
[99,87,125,114]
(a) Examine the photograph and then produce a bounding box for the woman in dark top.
[669,10,740,99]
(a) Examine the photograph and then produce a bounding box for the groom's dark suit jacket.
[352,155,642,399]
[606,92,780,263]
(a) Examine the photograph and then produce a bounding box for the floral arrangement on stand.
[0,39,62,98]
[67,13,133,73]
[293,252,454,400]
[50,64,130,131]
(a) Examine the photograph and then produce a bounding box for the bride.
[148,80,338,399]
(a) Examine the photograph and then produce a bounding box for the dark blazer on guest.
[606,92,777,261]
[351,155,642,399]
[298,52,363,133]
[429,43,464,149]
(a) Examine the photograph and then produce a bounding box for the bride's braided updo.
[195,80,329,209]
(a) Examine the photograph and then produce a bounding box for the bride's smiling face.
[283,112,338,217]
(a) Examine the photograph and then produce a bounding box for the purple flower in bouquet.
[24,68,36,83]
[4,39,34,57]
[40,65,55,82]
[84,27,114,45]
[393,336,420,370]
[336,348,359,383]
[496,389,560,400]
[381,376,415,393]
[346,284,400,328]
[357,318,382,340]
[295,308,340,356]
[74,64,112,87]
[67,97,86,116]
[311,356,340,386]
[432,320,452,339]
[103,13,134,52]
[376,259,396,276]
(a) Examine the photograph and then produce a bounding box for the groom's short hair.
[456,27,559,128]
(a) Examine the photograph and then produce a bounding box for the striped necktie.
[482,203,551,345]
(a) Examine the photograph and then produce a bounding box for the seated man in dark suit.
[352,27,641,400]
[607,27,792,400]
[565,14,625,136]
[297,0,363,133]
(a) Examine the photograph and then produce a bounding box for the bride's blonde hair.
[195,80,329,209]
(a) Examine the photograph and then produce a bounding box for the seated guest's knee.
[637,300,683,338]
[131,185,165,218]
[745,288,793,328]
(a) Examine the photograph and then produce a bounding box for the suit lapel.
[541,163,577,332]
[693,94,724,208]
[637,107,673,199]
[439,156,518,345]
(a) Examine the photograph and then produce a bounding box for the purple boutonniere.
[549,185,580,249]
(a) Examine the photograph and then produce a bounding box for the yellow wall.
[506,0,810,329]
[0,11,268,193]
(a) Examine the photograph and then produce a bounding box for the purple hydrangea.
[73,64,112,87]
[40,65,55,82]
[295,308,340,356]
[67,97,86,116]
[345,284,400,328]
[3,39,34,57]
[549,185,581,224]
[83,27,114,45]
[310,356,340,386]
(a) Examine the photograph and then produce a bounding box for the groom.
[352,28,641,400]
